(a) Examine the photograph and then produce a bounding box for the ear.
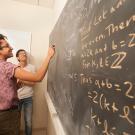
[17,57,20,62]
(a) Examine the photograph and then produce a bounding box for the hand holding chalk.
[48,44,55,59]
[50,44,55,48]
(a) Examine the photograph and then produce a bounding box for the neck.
[19,61,27,67]
[0,56,6,61]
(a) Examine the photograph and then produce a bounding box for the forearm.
[19,80,35,86]
[35,56,51,82]
[14,46,55,82]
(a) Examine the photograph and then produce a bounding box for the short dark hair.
[0,34,7,49]
[16,49,26,57]
[0,34,6,40]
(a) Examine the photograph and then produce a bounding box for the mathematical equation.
[87,107,134,135]
[80,0,127,42]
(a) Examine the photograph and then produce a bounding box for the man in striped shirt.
[0,34,55,135]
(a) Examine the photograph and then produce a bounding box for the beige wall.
[0,0,68,134]
[0,0,53,133]
[53,0,68,26]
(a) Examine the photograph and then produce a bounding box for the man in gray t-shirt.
[16,49,35,135]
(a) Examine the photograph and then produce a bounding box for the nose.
[9,45,13,50]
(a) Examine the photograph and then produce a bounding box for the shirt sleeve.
[30,65,36,73]
[4,62,19,79]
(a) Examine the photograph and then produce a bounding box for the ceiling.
[13,0,54,8]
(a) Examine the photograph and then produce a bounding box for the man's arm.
[18,80,35,86]
[14,46,55,82]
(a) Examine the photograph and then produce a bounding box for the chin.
[8,54,13,58]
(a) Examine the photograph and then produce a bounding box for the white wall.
[0,0,54,132]
[0,29,31,64]
[52,0,68,27]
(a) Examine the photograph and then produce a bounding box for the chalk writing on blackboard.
[48,0,135,134]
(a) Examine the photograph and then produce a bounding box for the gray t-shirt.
[17,64,35,99]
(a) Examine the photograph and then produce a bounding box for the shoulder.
[26,64,36,72]
[27,64,35,69]
[4,61,17,69]
[3,61,19,78]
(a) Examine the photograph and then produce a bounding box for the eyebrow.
[19,52,26,54]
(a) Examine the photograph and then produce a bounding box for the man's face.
[0,39,13,59]
[17,51,27,62]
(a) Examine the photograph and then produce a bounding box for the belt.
[0,106,18,112]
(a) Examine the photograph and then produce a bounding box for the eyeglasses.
[0,44,12,49]
[18,52,27,56]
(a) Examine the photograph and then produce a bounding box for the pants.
[0,108,20,135]
[19,97,33,135]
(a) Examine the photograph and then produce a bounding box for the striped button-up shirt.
[0,60,19,110]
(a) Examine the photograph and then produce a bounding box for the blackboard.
[47,0,135,135]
